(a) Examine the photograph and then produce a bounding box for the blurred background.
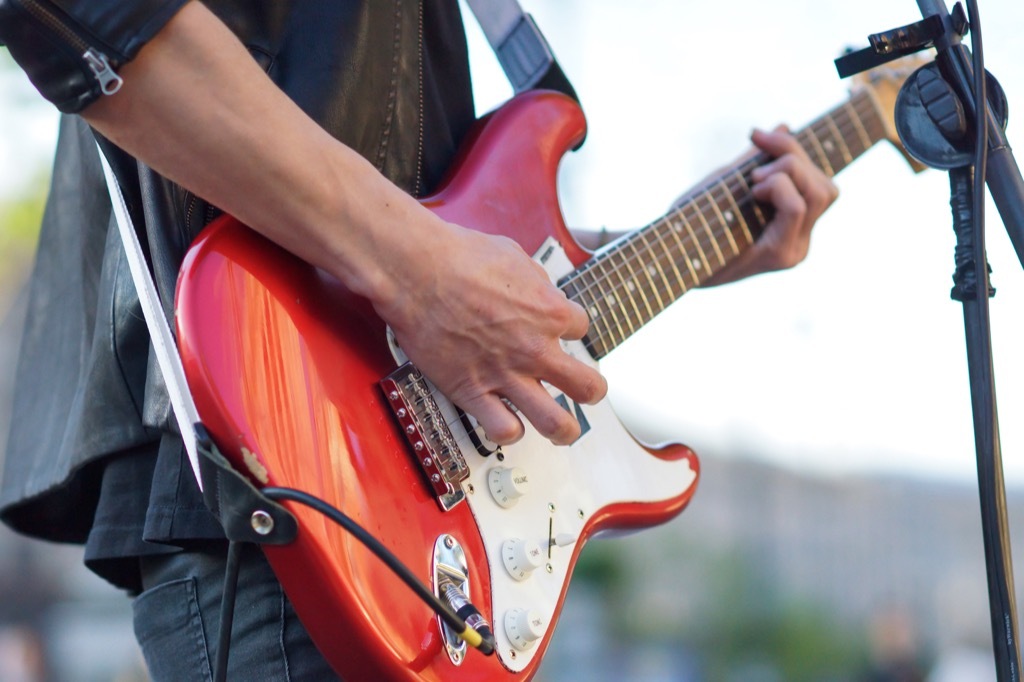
[2,0,1023,679]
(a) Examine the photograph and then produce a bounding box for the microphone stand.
[836,2,1024,679]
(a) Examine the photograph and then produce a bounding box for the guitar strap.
[99,0,574,508]
[463,0,579,102]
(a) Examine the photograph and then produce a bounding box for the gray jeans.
[133,543,342,681]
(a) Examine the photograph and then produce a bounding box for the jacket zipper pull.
[83,48,124,95]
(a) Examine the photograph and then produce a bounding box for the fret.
[802,127,835,177]
[620,240,657,319]
[628,231,676,319]
[590,257,630,346]
[642,230,678,308]
[631,230,669,312]
[843,99,873,151]
[572,273,607,358]
[650,222,689,295]
[561,275,581,302]
[584,269,617,354]
[689,199,726,267]
[572,270,602,331]
[857,94,889,146]
[604,249,646,333]
[811,118,846,176]
[674,210,712,277]
[845,93,881,157]
[565,82,896,359]
[702,187,741,256]
[837,105,867,159]
[664,215,702,284]
[731,169,767,228]
[823,113,854,167]
[610,286,642,338]
[717,179,755,246]
[582,320,609,359]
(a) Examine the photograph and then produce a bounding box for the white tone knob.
[487,466,530,508]
[504,608,545,651]
[501,538,544,581]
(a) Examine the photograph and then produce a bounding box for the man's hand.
[700,126,839,286]
[374,221,608,447]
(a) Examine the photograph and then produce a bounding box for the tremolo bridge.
[381,363,470,510]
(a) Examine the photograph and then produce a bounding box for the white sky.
[3,1,1024,486]
[464,0,1024,485]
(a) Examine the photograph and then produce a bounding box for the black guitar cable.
[211,485,496,681]
[261,486,496,656]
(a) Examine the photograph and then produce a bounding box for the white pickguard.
[388,238,697,671]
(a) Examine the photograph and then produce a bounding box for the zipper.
[19,0,124,95]
[184,193,200,232]
[83,48,124,95]
[184,193,220,234]
[412,0,426,197]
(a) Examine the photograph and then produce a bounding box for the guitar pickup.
[380,363,470,511]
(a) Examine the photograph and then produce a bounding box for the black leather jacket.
[0,0,475,539]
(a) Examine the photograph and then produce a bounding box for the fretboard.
[560,88,889,360]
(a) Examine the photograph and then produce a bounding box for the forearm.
[81,1,605,446]
[82,1,433,306]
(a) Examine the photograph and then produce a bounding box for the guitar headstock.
[850,53,932,173]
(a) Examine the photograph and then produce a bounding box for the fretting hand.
[700,126,839,285]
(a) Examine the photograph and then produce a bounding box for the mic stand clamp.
[834,5,966,79]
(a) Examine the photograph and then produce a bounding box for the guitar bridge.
[381,363,469,511]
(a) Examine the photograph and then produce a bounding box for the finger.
[753,170,806,221]
[540,347,608,406]
[751,152,814,191]
[751,174,810,270]
[753,154,838,224]
[503,379,583,445]
[750,125,804,160]
[751,127,838,211]
[560,298,593,341]
[461,392,525,446]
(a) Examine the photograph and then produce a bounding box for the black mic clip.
[834,3,967,79]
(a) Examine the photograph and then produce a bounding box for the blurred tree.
[688,546,868,681]
[0,173,45,318]
[0,47,49,317]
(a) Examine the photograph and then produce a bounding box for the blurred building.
[538,452,1019,680]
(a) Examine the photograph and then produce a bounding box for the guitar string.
[409,101,859,436]
[562,92,881,305]
[576,97,888,355]
[404,381,516,452]
[561,95,879,305]
[574,137,853,356]
[395,91,888,439]
[569,149,852,353]
[564,93,886,356]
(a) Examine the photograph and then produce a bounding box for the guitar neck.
[561,88,890,360]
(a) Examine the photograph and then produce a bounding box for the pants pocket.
[132,576,212,682]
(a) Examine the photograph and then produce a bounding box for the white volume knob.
[504,608,545,651]
[501,538,544,581]
[487,466,529,508]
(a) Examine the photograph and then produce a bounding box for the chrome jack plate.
[433,534,470,665]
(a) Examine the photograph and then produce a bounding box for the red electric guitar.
[175,60,922,680]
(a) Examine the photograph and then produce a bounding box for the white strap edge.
[97,144,203,491]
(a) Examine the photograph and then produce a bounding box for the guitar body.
[175,90,700,680]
